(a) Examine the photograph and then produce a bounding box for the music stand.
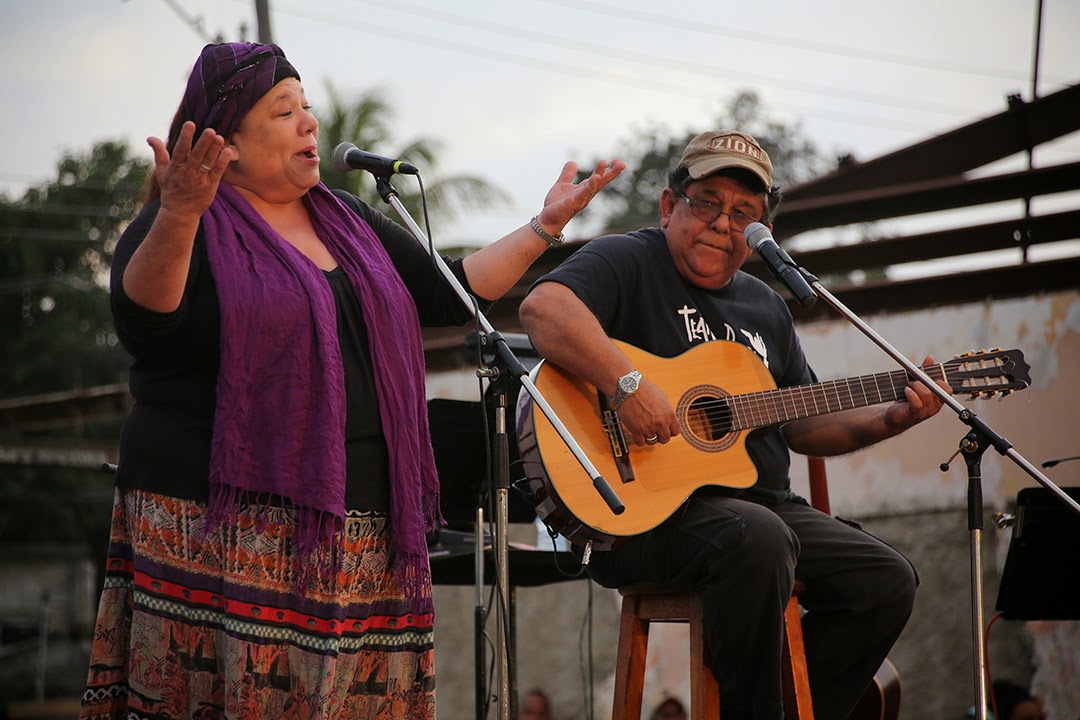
[427,397,536,530]
[995,486,1080,621]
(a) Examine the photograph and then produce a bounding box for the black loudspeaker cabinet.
[995,486,1080,620]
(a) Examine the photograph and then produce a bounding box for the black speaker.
[995,486,1080,620]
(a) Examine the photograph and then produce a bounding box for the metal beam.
[0,443,118,470]
[774,162,1080,239]
[743,208,1080,279]
[783,256,1080,322]
[0,384,130,432]
[784,82,1080,201]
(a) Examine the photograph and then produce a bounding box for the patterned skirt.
[81,487,436,719]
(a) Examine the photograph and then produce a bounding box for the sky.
[2,0,1079,250]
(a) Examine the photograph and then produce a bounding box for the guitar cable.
[578,579,596,720]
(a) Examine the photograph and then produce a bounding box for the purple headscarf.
[182,42,300,139]
[181,43,442,599]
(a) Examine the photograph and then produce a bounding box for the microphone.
[332,142,419,176]
[744,222,817,308]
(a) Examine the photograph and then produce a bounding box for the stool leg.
[613,595,649,720]
[688,595,720,719]
[782,596,814,720]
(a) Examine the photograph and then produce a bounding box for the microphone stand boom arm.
[805,276,1079,516]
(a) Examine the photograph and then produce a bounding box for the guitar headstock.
[946,348,1031,399]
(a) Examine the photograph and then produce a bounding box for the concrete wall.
[428,290,1080,720]
[0,547,97,697]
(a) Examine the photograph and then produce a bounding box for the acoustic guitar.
[515,340,1030,549]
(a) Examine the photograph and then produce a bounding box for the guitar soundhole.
[677,385,738,453]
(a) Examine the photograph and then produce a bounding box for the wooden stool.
[611,583,813,720]
[611,458,832,719]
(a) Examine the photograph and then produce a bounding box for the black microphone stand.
[366,172,624,720]
[770,255,1080,720]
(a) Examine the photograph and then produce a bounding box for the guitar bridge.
[599,396,635,484]
[603,409,627,458]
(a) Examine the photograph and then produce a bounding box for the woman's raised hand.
[148,121,234,217]
[536,159,626,233]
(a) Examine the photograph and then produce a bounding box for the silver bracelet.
[530,215,565,247]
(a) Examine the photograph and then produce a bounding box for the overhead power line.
[339,0,974,118]
[536,0,1072,88]
[158,0,225,43]
[274,4,962,136]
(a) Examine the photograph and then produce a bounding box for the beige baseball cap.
[678,130,773,191]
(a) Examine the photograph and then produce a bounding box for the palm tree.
[317,82,510,248]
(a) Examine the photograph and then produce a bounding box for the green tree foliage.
[316,82,510,245]
[1,141,149,398]
[586,90,836,233]
[0,141,148,550]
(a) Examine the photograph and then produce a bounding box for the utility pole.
[255,0,273,44]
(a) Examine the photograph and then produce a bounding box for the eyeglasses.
[678,193,760,230]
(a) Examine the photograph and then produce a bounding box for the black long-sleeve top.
[110,190,482,511]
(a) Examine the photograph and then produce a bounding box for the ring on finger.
[645,435,658,444]
[199,163,212,172]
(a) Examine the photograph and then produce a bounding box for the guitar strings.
[707,364,943,430]
[600,356,1008,438]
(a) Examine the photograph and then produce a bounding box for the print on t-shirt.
[677,303,770,369]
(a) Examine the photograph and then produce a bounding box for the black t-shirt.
[110,189,481,510]
[534,227,817,504]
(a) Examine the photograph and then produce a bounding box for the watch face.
[620,372,639,393]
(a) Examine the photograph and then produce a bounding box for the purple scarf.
[202,183,442,598]
[182,43,440,598]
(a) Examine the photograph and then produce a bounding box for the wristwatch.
[609,370,642,411]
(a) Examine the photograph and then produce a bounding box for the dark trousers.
[585,493,918,720]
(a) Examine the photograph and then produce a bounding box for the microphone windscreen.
[332,142,357,173]
[744,222,771,250]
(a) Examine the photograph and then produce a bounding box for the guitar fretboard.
[722,364,947,431]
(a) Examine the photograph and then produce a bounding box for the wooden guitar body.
[851,658,901,720]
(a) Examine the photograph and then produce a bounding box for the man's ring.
[199,163,212,172]
[645,435,658,444]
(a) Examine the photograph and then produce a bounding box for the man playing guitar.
[519,130,950,720]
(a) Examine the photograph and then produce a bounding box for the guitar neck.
[729,364,944,431]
